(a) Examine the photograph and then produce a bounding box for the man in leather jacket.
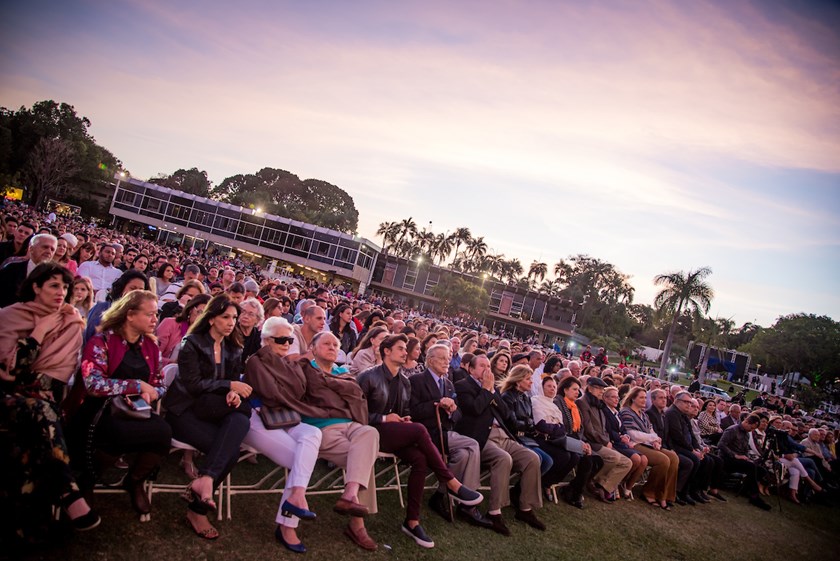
[357,335,482,548]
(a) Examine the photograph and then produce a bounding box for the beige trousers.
[318,422,380,514]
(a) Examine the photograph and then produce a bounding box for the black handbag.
[194,392,252,422]
[536,419,567,447]
[258,405,301,429]
[110,395,151,420]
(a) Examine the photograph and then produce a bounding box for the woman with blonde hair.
[78,290,171,518]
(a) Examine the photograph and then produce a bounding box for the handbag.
[258,405,301,429]
[110,395,151,420]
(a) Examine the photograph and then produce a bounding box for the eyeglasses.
[272,336,295,345]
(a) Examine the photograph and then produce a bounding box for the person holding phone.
[79,290,171,517]
[163,295,252,540]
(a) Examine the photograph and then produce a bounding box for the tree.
[741,314,840,392]
[24,137,79,210]
[1,100,122,208]
[376,221,400,254]
[466,236,487,261]
[150,167,212,197]
[431,232,453,265]
[213,168,359,233]
[653,267,714,378]
[696,316,735,384]
[449,227,471,265]
[432,276,490,319]
[528,261,548,284]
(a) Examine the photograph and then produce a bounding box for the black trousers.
[166,409,249,488]
[537,439,579,488]
[675,452,700,494]
[95,409,172,457]
[567,453,604,498]
[723,457,768,497]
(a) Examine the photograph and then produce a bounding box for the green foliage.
[432,276,490,319]
[213,168,359,234]
[0,100,121,208]
[741,314,840,387]
[150,167,212,197]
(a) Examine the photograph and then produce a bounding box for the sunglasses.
[272,336,295,345]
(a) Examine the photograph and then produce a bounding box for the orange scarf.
[564,396,581,433]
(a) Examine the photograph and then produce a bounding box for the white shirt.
[529,364,545,397]
[76,260,122,292]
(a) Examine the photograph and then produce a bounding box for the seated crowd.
[1,203,838,554]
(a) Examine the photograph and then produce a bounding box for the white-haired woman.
[237,297,264,363]
[242,316,323,553]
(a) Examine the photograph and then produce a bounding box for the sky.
[2,0,839,327]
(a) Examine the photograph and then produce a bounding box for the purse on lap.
[258,405,301,429]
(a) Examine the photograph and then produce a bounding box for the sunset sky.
[2,0,838,326]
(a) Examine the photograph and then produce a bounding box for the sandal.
[182,483,217,513]
[660,502,672,512]
[184,516,219,540]
[643,495,658,507]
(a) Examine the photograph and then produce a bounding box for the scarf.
[0,300,84,383]
[564,396,581,433]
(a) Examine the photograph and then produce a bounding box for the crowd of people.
[1,201,838,555]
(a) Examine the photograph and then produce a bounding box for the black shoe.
[749,496,772,511]
[514,509,546,531]
[428,492,453,523]
[488,513,511,536]
[698,491,711,502]
[679,493,696,506]
[690,492,710,504]
[60,492,101,531]
[448,485,483,506]
[674,497,687,506]
[457,505,493,529]
[401,521,434,549]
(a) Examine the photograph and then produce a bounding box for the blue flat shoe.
[281,500,317,520]
[275,526,307,554]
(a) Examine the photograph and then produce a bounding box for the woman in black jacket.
[163,295,252,540]
[499,365,578,497]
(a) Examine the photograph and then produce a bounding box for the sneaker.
[448,485,483,506]
[401,522,435,548]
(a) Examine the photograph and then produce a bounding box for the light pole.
[658,339,663,350]
[481,272,488,289]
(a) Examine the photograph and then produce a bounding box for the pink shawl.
[0,301,85,383]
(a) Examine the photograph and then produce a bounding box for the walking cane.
[435,402,455,522]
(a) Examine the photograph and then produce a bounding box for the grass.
[21,454,840,561]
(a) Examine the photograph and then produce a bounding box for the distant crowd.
[1,200,837,555]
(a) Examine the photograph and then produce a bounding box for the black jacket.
[409,369,460,448]
[164,331,244,416]
[501,389,536,437]
[0,260,28,308]
[665,405,698,456]
[357,363,411,424]
[646,405,670,447]
[454,375,515,449]
[603,407,626,446]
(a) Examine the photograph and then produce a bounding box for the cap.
[586,377,608,388]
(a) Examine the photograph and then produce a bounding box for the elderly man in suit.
[409,343,488,528]
[454,353,545,535]
[0,233,57,307]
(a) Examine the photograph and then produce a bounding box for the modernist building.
[108,176,577,343]
[108,176,380,287]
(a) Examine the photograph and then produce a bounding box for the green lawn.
[23,455,840,561]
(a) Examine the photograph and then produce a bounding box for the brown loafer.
[334,498,369,517]
[344,524,378,550]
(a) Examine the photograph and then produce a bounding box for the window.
[424,271,440,295]
[403,267,419,291]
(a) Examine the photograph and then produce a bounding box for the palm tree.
[449,227,472,266]
[653,267,714,378]
[433,232,454,265]
[414,229,436,258]
[528,261,548,284]
[466,236,487,261]
[394,217,417,254]
[376,221,399,255]
[505,258,523,285]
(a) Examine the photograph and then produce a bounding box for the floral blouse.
[81,330,166,398]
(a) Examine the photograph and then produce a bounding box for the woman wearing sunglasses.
[242,316,323,553]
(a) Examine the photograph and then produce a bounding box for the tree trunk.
[658,306,681,379]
